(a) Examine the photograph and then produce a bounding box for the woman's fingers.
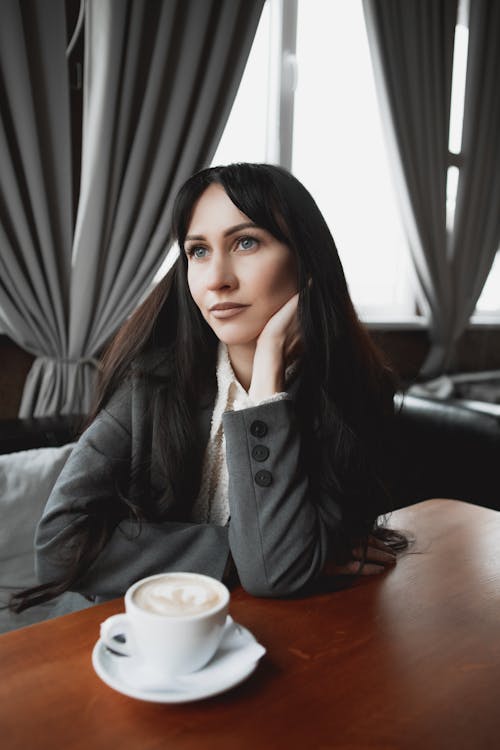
[368,534,397,553]
[348,561,388,576]
[351,542,397,567]
[323,540,397,577]
[324,559,386,576]
[259,293,300,343]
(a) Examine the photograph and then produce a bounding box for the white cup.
[100,572,230,678]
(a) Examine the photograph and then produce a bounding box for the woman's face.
[185,183,298,349]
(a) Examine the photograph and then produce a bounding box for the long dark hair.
[11,163,404,613]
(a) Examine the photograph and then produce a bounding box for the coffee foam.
[132,575,223,617]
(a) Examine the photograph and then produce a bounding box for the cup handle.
[100,614,135,657]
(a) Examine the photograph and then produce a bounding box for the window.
[475,255,500,317]
[291,0,414,320]
[213,0,415,322]
[214,0,500,325]
[211,1,270,166]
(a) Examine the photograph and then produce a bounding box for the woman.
[13,163,405,613]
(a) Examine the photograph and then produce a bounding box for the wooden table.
[1,498,500,750]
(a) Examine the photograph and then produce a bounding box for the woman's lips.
[209,305,249,319]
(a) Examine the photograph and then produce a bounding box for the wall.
[372,327,500,385]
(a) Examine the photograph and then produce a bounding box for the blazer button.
[250,420,268,438]
[252,445,269,462]
[255,469,272,487]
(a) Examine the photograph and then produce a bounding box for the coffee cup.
[99,572,230,678]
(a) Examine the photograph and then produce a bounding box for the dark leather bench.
[0,415,85,455]
[394,394,500,512]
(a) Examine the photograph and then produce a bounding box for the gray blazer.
[35,350,345,602]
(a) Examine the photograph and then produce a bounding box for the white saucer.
[92,616,265,703]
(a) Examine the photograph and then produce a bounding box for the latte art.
[133,574,223,616]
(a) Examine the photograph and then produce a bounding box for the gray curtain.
[0,0,73,410]
[363,0,457,376]
[448,0,500,350]
[364,0,500,376]
[0,0,264,416]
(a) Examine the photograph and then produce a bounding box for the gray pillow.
[0,443,92,633]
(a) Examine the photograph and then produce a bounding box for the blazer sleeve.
[34,387,229,600]
[223,398,343,598]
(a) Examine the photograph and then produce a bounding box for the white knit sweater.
[190,343,289,526]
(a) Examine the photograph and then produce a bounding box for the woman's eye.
[238,236,257,251]
[188,246,208,259]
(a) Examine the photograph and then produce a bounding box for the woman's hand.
[248,293,301,403]
[323,535,398,576]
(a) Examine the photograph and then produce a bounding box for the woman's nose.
[205,254,237,290]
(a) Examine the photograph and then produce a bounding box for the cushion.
[0,443,92,633]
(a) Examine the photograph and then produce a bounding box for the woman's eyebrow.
[185,222,258,242]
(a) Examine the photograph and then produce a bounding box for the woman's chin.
[221,338,258,351]
[212,329,259,349]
